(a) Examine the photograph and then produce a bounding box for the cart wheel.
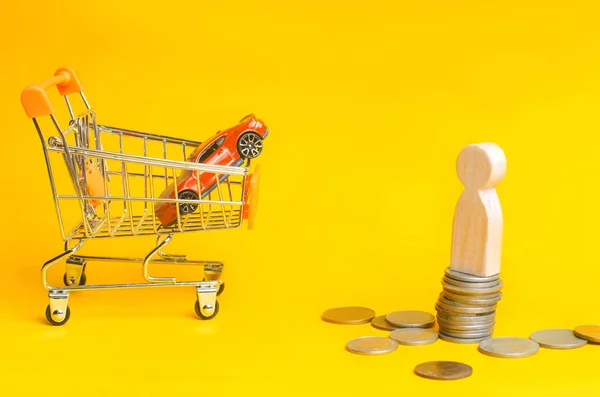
[63,272,87,286]
[45,305,71,326]
[202,279,225,296]
[195,299,220,320]
[178,190,199,215]
[237,132,263,159]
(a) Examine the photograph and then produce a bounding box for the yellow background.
[1,1,600,395]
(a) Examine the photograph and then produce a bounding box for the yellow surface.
[2,1,600,395]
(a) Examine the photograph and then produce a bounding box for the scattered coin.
[414,361,473,380]
[439,333,490,344]
[390,328,438,346]
[346,336,398,355]
[478,337,539,358]
[386,310,435,328]
[574,325,600,343]
[445,267,500,283]
[322,306,375,325]
[530,329,587,349]
[371,315,399,331]
[443,276,500,289]
[442,281,503,295]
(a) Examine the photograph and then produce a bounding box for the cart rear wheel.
[195,299,220,320]
[237,132,263,159]
[178,190,199,215]
[45,305,71,326]
[203,279,225,296]
[63,272,87,286]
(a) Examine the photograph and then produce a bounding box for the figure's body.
[450,143,506,277]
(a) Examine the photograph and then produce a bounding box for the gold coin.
[386,310,435,328]
[414,361,473,380]
[529,329,587,349]
[574,325,600,343]
[346,336,398,355]
[371,315,399,331]
[322,306,375,325]
[390,328,438,346]
[478,337,539,358]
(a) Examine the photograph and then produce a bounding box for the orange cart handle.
[21,67,83,118]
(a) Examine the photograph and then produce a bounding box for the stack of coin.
[435,267,503,343]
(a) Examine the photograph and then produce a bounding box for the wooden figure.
[450,143,506,277]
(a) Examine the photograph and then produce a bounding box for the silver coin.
[438,320,495,331]
[438,294,499,310]
[478,337,539,358]
[440,329,493,339]
[322,306,375,325]
[386,310,436,328]
[438,325,494,334]
[574,325,600,343]
[442,281,503,295]
[437,318,496,329]
[530,329,587,349]
[390,328,438,346]
[414,361,473,380]
[436,301,496,315]
[346,336,398,355]
[442,291,502,306]
[371,315,399,331]
[435,307,496,322]
[439,333,491,344]
[443,276,500,289]
[445,267,500,282]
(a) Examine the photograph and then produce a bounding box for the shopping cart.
[21,67,262,325]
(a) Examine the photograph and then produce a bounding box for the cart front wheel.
[237,132,263,159]
[178,190,199,215]
[195,299,220,320]
[45,305,71,326]
[63,272,87,286]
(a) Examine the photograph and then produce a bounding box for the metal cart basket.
[21,67,261,325]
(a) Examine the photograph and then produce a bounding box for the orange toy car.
[155,114,268,226]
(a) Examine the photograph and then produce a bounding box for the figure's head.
[456,143,506,190]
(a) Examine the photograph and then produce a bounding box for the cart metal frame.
[22,67,259,325]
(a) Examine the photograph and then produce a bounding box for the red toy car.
[155,114,268,226]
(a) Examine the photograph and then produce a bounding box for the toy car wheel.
[195,299,220,320]
[237,132,263,159]
[45,305,71,326]
[178,190,199,215]
[63,272,87,286]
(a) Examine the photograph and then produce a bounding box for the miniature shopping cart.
[21,67,262,325]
